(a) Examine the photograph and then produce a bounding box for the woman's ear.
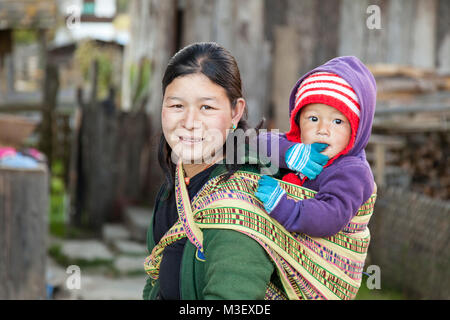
[231,98,246,125]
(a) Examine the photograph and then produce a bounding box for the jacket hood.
[286,56,376,163]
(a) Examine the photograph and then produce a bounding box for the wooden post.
[369,134,406,187]
[0,165,48,299]
[39,63,59,172]
[74,61,119,233]
[437,0,450,73]
[271,26,300,132]
[374,143,386,187]
[145,0,177,130]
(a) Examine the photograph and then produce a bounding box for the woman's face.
[162,73,245,164]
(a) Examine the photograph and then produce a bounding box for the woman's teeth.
[181,137,203,142]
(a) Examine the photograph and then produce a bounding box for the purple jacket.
[261,56,376,237]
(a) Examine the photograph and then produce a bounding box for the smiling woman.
[143,42,277,300]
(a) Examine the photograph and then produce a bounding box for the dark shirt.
[153,165,218,300]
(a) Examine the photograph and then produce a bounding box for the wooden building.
[0,0,56,107]
[123,0,450,131]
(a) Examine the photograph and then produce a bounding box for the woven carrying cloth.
[144,162,377,300]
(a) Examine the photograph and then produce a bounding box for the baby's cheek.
[321,146,335,158]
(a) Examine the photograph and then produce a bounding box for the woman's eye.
[201,105,213,110]
[168,104,183,109]
[308,116,318,122]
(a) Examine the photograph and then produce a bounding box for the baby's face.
[299,103,351,158]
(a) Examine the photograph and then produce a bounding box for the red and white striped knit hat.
[286,72,361,156]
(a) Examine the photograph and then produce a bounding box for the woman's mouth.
[179,136,204,144]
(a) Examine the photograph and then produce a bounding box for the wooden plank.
[271,26,300,132]
[411,0,437,69]
[375,104,450,115]
[386,0,416,66]
[215,0,270,126]
[313,0,340,65]
[376,77,437,94]
[146,0,177,130]
[374,144,386,186]
[181,0,214,45]
[437,35,450,74]
[338,0,369,60]
[0,165,48,299]
[437,0,450,74]
[285,0,320,74]
[368,64,435,78]
[372,117,450,132]
[369,134,406,147]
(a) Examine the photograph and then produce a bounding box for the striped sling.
[144,162,376,300]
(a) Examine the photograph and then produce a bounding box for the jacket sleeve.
[269,163,374,237]
[202,229,274,300]
[142,184,166,300]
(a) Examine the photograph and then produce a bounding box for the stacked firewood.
[368,64,450,100]
[396,132,450,200]
[367,64,450,200]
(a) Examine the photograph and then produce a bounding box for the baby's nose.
[317,124,330,135]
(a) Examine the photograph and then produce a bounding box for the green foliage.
[74,40,116,99]
[13,30,37,44]
[48,243,114,270]
[129,58,151,111]
[49,160,67,237]
[116,0,130,14]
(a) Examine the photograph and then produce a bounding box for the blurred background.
[0,0,448,300]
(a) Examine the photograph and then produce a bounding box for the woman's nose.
[183,107,201,130]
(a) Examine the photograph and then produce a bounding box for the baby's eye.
[308,116,318,122]
[333,119,344,125]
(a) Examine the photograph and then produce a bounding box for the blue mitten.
[285,143,329,180]
[255,175,286,214]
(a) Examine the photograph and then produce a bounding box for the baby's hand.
[255,175,286,214]
[285,143,329,180]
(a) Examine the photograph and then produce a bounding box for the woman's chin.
[176,153,204,164]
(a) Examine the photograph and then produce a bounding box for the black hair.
[158,42,263,198]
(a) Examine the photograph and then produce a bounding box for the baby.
[255,56,377,237]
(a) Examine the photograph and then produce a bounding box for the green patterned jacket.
[142,163,279,300]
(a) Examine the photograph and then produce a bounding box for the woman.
[143,42,276,300]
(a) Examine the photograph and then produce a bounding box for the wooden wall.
[122,0,450,130]
[180,0,271,127]
[339,0,438,69]
[0,166,48,299]
[267,0,341,131]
